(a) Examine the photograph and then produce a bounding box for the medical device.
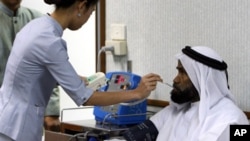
[86,72,107,91]
[93,71,147,125]
[161,82,173,88]
[123,119,159,141]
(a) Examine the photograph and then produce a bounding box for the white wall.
[106,0,250,112]
[21,0,96,121]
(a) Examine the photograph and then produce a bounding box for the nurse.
[0,0,162,140]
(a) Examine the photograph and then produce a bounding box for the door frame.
[96,0,106,73]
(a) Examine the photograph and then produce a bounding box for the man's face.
[170,60,199,104]
[1,0,22,11]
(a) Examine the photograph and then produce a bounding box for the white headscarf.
[176,46,234,122]
[150,46,249,141]
[175,46,248,140]
[151,46,248,141]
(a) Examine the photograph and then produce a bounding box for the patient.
[123,46,249,141]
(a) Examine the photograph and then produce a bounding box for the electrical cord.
[67,131,90,141]
[97,46,114,72]
[101,113,114,128]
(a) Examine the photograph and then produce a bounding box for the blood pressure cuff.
[123,119,158,141]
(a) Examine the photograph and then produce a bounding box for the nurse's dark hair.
[44,0,99,9]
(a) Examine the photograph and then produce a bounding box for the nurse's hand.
[134,73,162,99]
[79,75,89,85]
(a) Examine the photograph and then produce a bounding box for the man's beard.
[170,83,199,104]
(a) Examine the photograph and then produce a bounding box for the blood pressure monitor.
[93,71,147,125]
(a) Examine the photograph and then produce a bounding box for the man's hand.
[44,116,61,132]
